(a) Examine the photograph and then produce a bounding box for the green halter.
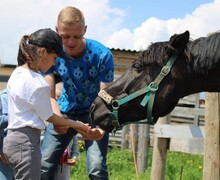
[98,54,178,133]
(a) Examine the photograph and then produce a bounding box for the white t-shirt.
[7,66,53,130]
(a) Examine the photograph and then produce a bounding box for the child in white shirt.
[3,28,91,180]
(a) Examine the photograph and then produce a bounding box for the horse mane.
[190,31,220,74]
[133,31,220,74]
[132,41,186,72]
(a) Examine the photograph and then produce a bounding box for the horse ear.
[169,30,190,51]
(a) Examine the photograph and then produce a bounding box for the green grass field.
[70,147,203,180]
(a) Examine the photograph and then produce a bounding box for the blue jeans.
[41,112,109,180]
[68,135,79,159]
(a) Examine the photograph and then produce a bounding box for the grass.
[70,147,203,180]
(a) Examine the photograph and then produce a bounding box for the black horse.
[90,30,220,132]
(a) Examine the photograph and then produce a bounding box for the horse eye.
[132,63,140,68]
[132,63,143,73]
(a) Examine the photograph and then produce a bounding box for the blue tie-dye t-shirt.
[44,38,114,114]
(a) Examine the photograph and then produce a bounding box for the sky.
[0,0,219,65]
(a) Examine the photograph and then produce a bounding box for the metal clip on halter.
[110,100,121,133]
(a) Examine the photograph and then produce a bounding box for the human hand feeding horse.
[90,30,220,132]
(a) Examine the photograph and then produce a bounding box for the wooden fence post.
[121,125,130,149]
[150,114,170,180]
[130,124,139,152]
[203,93,220,180]
[194,93,200,126]
[137,124,150,172]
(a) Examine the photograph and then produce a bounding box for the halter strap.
[98,54,178,133]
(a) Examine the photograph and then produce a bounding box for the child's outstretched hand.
[77,127,105,140]
[71,120,91,133]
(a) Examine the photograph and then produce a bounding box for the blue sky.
[109,0,213,29]
[0,0,219,65]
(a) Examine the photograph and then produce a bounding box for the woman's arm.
[47,113,90,133]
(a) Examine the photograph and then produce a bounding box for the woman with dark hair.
[3,28,91,180]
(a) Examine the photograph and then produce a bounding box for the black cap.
[29,28,73,60]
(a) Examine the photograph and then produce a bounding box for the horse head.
[90,30,220,132]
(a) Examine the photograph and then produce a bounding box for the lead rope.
[131,125,139,180]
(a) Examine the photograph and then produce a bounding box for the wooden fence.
[151,93,219,180]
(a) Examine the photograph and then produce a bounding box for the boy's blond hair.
[57,6,85,26]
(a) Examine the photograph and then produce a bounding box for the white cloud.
[106,0,220,51]
[0,0,125,65]
[0,0,219,64]
[106,28,134,50]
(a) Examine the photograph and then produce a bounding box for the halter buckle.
[161,66,170,76]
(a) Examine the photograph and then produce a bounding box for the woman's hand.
[77,127,105,140]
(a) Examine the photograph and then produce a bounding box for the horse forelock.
[132,41,177,72]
